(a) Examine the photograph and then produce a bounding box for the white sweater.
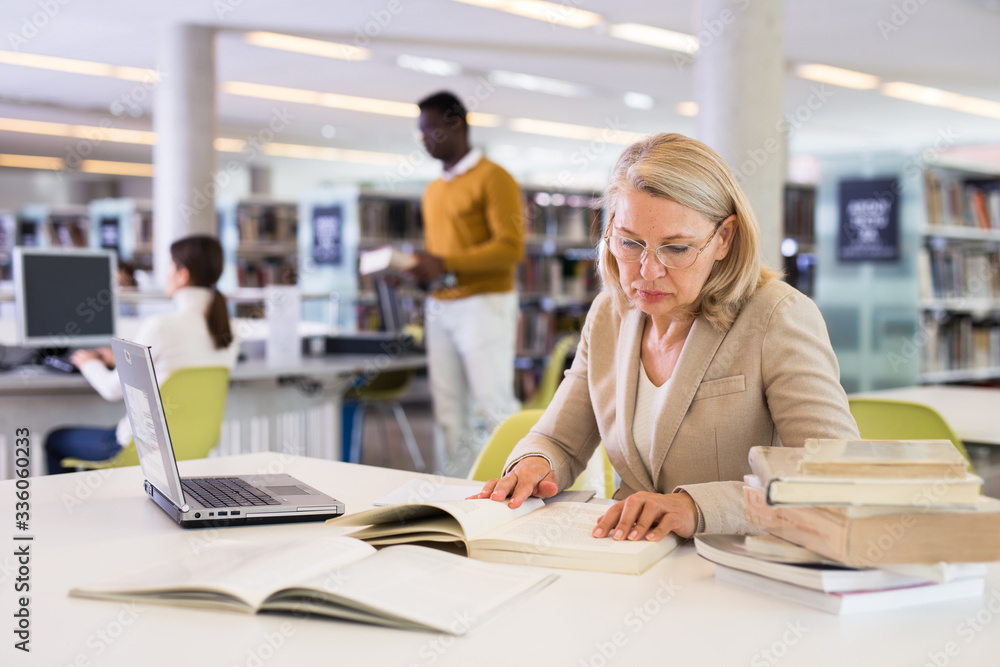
[79,287,239,445]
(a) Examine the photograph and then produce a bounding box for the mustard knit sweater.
[421,157,525,300]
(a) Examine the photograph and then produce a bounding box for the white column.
[694,0,785,269]
[153,24,216,285]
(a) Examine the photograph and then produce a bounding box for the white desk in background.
[0,353,426,479]
[851,385,1000,446]
[2,453,997,667]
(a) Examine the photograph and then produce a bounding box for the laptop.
[111,338,345,528]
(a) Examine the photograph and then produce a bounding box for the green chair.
[62,366,230,470]
[524,334,579,410]
[847,397,973,471]
[469,408,615,498]
[346,369,425,471]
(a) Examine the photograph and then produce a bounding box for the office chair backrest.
[63,366,230,470]
[469,408,615,497]
[847,397,973,470]
[159,366,231,461]
[469,409,546,482]
[524,334,579,410]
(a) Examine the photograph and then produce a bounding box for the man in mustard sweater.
[408,91,525,477]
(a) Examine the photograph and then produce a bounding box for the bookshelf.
[920,164,1000,383]
[218,197,299,300]
[0,211,14,283]
[87,198,154,273]
[515,188,603,402]
[782,184,817,297]
[16,204,90,248]
[355,191,424,332]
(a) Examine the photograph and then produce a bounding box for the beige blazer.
[506,279,860,534]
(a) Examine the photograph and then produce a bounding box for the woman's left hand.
[593,491,698,542]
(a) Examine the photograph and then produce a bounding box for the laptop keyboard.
[181,477,281,508]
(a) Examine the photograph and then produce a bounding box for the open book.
[70,534,556,634]
[326,498,680,575]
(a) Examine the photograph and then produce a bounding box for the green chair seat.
[62,366,230,470]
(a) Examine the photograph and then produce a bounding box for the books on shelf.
[743,484,1000,566]
[696,534,986,615]
[326,498,679,575]
[71,534,556,635]
[747,445,982,507]
[798,438,967,478]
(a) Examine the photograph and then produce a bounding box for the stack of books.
[695,439,1000,614]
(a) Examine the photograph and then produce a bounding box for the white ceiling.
[1,0,999,191]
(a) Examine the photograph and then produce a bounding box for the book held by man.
[358,245,417,275]
[748,445,982,507]
[326,498,680,575]
[71,534,556,634]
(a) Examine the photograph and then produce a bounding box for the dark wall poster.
[838,178,899,262]
[312,205,343,266]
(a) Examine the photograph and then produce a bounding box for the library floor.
[351,379,438,473]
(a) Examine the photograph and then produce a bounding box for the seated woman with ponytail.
[45,235,239,474]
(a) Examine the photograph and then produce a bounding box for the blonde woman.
[478,133,859,539]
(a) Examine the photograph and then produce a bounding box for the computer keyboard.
[181,477,281,508]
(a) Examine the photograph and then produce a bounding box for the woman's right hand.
[474,456,559,509]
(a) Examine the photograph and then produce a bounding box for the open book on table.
[326,498,680,575]
[70,534,556,635]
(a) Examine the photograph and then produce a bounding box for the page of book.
[329,497,546,541]
[273,544,557,634]
[472,502,681,572]
[72,535,377,609]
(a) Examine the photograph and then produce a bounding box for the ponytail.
[207,287,233,349]
[170,235,234,350]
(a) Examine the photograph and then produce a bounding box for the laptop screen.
[111,339,187,508]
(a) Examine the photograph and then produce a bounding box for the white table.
[2,453,998,666]
[851,385,1000,446]
[0,353,426,479]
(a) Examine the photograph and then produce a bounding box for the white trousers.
[425,291,521,477]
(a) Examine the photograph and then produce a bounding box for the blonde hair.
[597,133,779,331]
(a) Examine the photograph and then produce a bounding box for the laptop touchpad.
[267,485,312,495]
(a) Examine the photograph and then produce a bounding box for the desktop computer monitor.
[12,247,118,348]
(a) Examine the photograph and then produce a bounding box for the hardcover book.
[327,498,680,575]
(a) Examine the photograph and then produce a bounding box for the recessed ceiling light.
[881,82,1000,120]
[451,0,602,28]
[795,63,880,90]
[80,160,154,177]
[0,117,155,144]
[489,70,589,97]
[624,92,654,110]
[0,50,155,81]
[676,101,698,117]
[244,32,370,61]
[397,55,462,77]
[607,23,699,54]
[222,81,418,117]
[0,153,63,170]
[508,117,644,144]
[468,112,502,127]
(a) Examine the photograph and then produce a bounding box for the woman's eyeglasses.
[605,225,722,270]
